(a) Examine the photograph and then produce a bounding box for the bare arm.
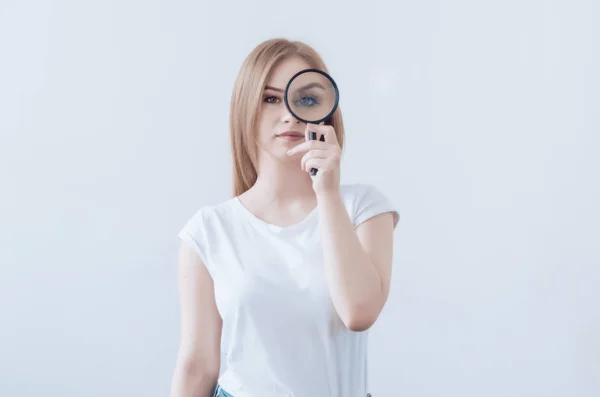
[288,123,396,332]
[169,241,222,397]
[317,190,395,332]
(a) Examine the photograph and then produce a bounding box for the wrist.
[315,188,341,202]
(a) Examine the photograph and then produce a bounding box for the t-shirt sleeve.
[177,208,213,277]
[352,184,400,229]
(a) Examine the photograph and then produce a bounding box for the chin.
[259,146,289,161]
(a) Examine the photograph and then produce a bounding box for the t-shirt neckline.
[232,196,318,233]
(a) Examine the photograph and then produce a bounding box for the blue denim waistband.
[214,384,234,397]
[214,384,371,397]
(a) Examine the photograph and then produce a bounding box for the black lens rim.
[283,68,340,125]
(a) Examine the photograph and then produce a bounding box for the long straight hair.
[229,38,346,197]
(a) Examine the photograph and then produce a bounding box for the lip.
[276,131,305,142]
[276,135,304,142]
[276,131,305,138]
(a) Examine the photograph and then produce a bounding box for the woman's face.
[255,56,313,161]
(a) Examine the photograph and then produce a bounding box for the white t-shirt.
[178,183,399,397]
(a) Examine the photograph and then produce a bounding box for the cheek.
[257,109,278,138]
[263,106,279,122]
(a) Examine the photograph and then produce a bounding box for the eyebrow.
[264,82,327,93]
[264,85,284,93]
[295,82,326,91]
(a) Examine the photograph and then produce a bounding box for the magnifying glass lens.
[286,71,337,123]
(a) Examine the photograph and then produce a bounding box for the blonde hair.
[229,38,346,197]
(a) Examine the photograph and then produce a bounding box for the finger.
[287,140,329,156]
[307,123,338,146]
[304,158,326,174]
[306,122,323,141]
[306,123,319,143]
[300,149,328,171]
[317,122,325,142]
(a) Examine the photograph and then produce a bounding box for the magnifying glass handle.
[309,131,325,176]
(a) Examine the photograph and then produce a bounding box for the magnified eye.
[294,95,319,107]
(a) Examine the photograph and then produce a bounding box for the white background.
[1,1,599,396]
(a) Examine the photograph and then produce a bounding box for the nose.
[281,105,300,124]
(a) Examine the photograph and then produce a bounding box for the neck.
[249,152,315,205]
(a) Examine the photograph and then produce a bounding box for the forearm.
[317,190,384,330]
[169,357,218,397]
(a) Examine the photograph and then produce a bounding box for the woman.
[169,38,400,397]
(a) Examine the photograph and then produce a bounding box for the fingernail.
[286,149,293,155]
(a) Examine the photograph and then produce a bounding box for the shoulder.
[338,182,390,208]
[339,183,400,229]
[339,182,379,199]
[177,197,238,273]
[180,197,237,233]
[178,198,237,249]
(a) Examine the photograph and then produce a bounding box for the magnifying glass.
[284,69,339,176]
